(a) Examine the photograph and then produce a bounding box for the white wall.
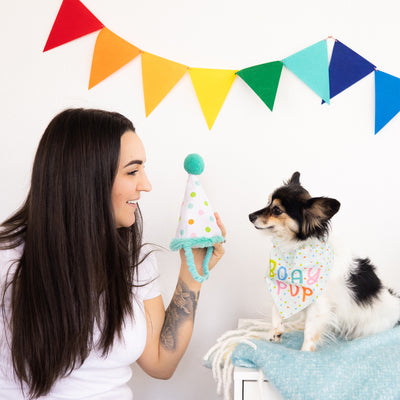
[2,0,400,399]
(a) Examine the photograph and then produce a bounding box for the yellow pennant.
[142,52,188,116]
[189,68,237,129]
[89,27,141,89]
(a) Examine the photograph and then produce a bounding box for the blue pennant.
[323,40,376,103]
[375,70,400,134]
[330,41,376,99]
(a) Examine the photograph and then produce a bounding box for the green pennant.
[236,61,283,111]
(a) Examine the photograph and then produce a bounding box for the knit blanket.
[231,326,400,400]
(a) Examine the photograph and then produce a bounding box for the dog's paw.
[300,343,316,352]
[267,329,284,343]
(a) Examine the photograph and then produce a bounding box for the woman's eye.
[271,206,282,216]
[128,170,139,176]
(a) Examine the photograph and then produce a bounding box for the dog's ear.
[305,197,340,220]
[302,197,340,238]
[285,171,301,186]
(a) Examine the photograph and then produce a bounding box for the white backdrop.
[2,0,400,399]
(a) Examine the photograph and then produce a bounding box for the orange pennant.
[89,28,141,89]
[189,68,237,129]
[142,52,188,116]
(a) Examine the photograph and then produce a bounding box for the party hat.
[170,154,224,282]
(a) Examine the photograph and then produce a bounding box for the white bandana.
[265,238,333,319]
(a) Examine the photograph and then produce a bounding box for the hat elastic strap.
[183,246,213,283]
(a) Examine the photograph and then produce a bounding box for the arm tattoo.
[160,278,200,351]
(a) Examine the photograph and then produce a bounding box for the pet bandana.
[266,239,333,319]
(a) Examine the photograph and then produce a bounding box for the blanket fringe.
[203,320,271,400]
[204,319,303,400]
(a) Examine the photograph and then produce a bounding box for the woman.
[0,108,225,399]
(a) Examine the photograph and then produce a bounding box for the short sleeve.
[135,249,161,301]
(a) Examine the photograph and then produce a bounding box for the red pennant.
[43,0,104,52]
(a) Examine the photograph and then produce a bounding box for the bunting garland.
[141,53,188,117]
[89,28,141,89]
[375,70,400,134]
[43,0,103,52]
[327,40,376,102]
[43,0,400,134]
[236,61,283,112]
[189,68,237,129]
[283,40,330,104]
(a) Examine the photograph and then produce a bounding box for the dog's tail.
[388,287,400,298]
[387,287,400,326]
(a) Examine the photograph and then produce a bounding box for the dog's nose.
[249,213,257,223]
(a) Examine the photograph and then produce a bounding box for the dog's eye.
[271,206,283,216]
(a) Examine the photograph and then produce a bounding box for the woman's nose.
[138,171,152,192]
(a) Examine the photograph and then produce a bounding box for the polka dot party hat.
[170,154,224,282]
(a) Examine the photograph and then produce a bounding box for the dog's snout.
[249,213,257,223]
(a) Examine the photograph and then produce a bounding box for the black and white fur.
[249,172,400,351]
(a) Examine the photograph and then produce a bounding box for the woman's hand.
[204,212,226,270]
[179,212,226,276]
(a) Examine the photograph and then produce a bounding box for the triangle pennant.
[236,61,283,111]
[375,70,400,134]
[283,40,330,104]
[43,0,104,52]
[327,40,376,101]
[189,68,237,129]
[141,52,188,117]
[89,28,141,89]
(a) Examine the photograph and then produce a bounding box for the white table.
[233,366,283,400]
[226,319,285,399]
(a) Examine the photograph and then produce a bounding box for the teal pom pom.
[184,154,204,175]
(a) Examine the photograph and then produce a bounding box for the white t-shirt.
[0,245,161,400]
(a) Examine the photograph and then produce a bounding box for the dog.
[249,172,400,351]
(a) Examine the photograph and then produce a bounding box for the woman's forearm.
[137,267,203,379]
[160,277,200,352]
[137,240,224,379]
[152,264,203,377]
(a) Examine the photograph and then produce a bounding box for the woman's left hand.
[205,212,225,270]
[179,212,226,275]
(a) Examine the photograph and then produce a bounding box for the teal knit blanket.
[231,326,400,400]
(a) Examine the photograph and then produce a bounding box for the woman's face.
[111,130,152,228]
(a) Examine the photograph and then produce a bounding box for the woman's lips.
[127,200,138,208]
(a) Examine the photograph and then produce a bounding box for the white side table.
[233,366,283,400]
[224,319,285,400]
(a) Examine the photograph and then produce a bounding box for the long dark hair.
[0,109,145,398]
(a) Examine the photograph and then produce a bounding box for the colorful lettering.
[269,259,276,278]
[307,267,321,285]
[277,266,288,280]
[276,281,287,295]
[291,269,303,284]
[302,287,313,302]
[289,284,300,297]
